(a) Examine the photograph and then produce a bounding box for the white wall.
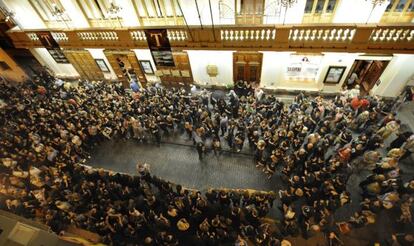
[178,0,235,26]
[60,0,89,28]
[263,0,306,24]
[118,0,140,27]
[30,48,79,78]
[187,50,233,86]
[85,48,117,81]
[3,0,45,29]
[319,53,360,93]
[218,0,236,24]
[371,54,414,97]
[132,49,160,83]
[261,52,362,93]
[260,51,292,88]
[178,0,208,26]
[333,0,389,23]
[261,51,321,91]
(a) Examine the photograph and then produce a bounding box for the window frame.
[381,0,414,23]
[302,0,338,23]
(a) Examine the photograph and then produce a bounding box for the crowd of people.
[0,73,413,245]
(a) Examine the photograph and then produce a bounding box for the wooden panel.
[233,52,263,85]
[103,50,147,88]
[103,51,126,84]
[236,0,264,25]
[158,51,193,86]
[126,52,147,86]
[63,49,104,81]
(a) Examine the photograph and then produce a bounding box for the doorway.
[233,52,263,87]
[104,50,147,88]
[64,49,105,81]
[344,59,389,95]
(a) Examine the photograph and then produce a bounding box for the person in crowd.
[0,75,413,246]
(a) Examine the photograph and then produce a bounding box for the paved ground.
[88,139,285,192]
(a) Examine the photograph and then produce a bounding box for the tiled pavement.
[88,139,285,192]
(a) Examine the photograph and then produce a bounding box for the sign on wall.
[36,31,69,64]
[285,55,322,81]
[144,29,175,67]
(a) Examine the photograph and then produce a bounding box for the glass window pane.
[134,0,147,17]
[385,0,394,12]
[144,0,157,17]
[173,0,183,16]
[88,0,102,19]
[164,0,173,17]
[315,0,324,13]
[326,0,336,13]
[395,0,407,12]
[152,0,163,16]
[408,2,414,12]
[304,0,314,13]
[255,1,264,15]
[31,1,50,20]
[39,0,54,20]
[96,0,109,18]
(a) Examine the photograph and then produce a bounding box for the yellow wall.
[0,48,29,83]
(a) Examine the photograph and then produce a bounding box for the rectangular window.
[408,2,414,12]
[77,0,122,20]
[395,0,408,12]
[163,0,173,17]
[304,0,314,13]
[315,0,324,13]
[325,0,336,13]
[134,0,148,17]
[385,0,394,11]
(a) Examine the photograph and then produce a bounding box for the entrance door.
[104,50,147,88]
[233,52,263,87]
[64,50,104,81]
[345,59,389,95]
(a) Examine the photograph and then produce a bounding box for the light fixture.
[50,3,70,28]
[279,0,297,24]
[51,3,65,18]
[365,0,388,23]
[107,1,122,17]
[279,0,297,8]
[366,0,387,6]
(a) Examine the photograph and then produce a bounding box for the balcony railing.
[7,24,414,53]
